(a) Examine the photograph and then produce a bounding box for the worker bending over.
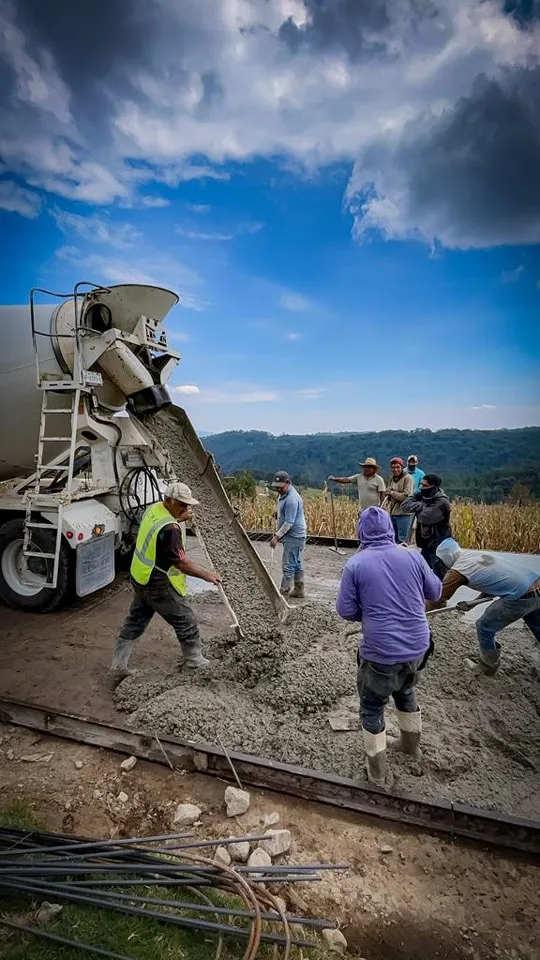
[110,481,222,684]
[270,470,307,598]
[336,508,442,785]
[436,539,540,675]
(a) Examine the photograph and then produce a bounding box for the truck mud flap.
[75,531,116,598]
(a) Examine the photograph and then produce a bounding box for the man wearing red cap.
[384,458,414,544]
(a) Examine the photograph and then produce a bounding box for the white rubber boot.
[363,729,386,786]
[396,709,422,756]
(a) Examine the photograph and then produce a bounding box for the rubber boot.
[396,709,422,756]
[290,577,305,599]
[478,641,502,676]
[182,646,211,669]
[109,636,135,686]
[363,729,386,786]
[280,578,293,597]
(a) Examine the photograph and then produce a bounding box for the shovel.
[426,596,492,617]
[328,484,346,555]
[190,520,245,642]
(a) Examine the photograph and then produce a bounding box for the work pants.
[281,536,306,584]
[476,591,540,652]
[391,515,413,545]
[357,654,426,734]
[112,573,200,670]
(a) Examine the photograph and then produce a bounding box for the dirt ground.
[0,727,538,960]
[1,542,540,818]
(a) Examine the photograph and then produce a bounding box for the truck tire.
[0,518,74,612]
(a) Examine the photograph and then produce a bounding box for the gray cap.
[271,470,291,487]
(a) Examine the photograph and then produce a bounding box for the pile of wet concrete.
[118,407,540,820]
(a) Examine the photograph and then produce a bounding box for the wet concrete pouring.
[1,405,539,823]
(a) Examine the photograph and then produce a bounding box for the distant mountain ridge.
[203,426,540,502]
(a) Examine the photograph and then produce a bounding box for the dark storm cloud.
[279,0,392,57]
[351,65,540,247]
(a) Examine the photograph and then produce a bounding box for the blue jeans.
[357,654,426,734]
[476,592,540,652]
[282,536,306,583]
[391,515,413,544]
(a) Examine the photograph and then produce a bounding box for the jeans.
[391,515,413,544]
[282,536,306,584]
[112,572,200,671]
[476,591,540,652]
[357,654,426,734]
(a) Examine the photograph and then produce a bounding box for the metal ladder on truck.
[21,283,104,589]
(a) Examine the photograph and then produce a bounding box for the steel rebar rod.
[0,917,137,960]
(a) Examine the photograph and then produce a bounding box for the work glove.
[456,600,474,612]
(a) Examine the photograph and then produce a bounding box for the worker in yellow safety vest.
[110,481,222,685]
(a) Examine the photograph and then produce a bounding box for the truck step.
[42,409,73,415]
[25,522,59,530]
[23,551,56,559]
[41,436,72,442]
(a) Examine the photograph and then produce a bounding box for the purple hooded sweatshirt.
[336,507,442,664]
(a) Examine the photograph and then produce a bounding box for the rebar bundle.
[0,826,348,959]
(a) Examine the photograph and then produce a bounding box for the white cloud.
[279,291,311,312]
[2,1,539,246]
[176,227,235,242]
[297,387,325,400]
[52,208,141,246]
[172,384,200,395]
[500,265,525,284]
[188,203,211,213]
[471,404,498,410]
[168,331,193,343]
[186,381,280,404]
[284,331,302,341]
[139,195,170,208]
[0,179,41,217]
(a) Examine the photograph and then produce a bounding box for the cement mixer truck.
[0,281,182,612]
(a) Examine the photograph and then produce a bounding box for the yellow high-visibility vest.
[130,501,187,596]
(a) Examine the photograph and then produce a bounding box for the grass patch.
[0,805,330,959]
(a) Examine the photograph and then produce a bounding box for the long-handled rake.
[326,481,346,556]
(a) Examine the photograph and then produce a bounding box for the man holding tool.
[336,507,442,785]
[435,539,540,675]
[110,481,222,684]
[329,458,386,514]
[269,470,307,598]
[383,457,414,544]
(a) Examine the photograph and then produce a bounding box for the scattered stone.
[64,802,72,811]
[225,786,250,817]
[228,840,250,863]
[117,791,129,804]
[36,902,63,925]
[247,847,272,871]
[173,802,201,826]
[192,752,208,772]
[260,829,291,858]
[214,845,232,867]
[6,749,14,761]
[379,845,394,855]
[93,789,103,800]
[263,812,280,827]
[120,756,138,772]
[74,760,83,770]
[322,927,348,954]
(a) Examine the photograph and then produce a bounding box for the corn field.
[233,494,540,554]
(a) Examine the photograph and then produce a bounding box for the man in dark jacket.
[403,474,451,580]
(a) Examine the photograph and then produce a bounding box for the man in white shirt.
[329,458,386,514]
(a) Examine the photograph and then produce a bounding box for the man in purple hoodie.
[336,507,442,785]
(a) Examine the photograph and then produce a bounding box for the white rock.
[247,847,272,871]
[36,902,63,925]
[322,927,348,954]
[260,829,291,858]
[93,789,103,800]
[263,812,280,827]
[173,802,201,826]
[214,845,232,867]
[120,756,138,772]
[379,844,393,855]
[6,749,14,761]
[224,786,250,817]
[228,840,250,863]
[74,760,83,770]
[117,791,129,804]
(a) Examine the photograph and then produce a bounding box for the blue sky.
[1,1,539,434]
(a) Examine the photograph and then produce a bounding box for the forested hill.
[203,427,540,502]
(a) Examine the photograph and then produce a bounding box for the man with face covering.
[435,538,540,675]
[402,474,451,579]
[336,507,442,785]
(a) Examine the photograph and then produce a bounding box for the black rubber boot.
[478,641,502,676]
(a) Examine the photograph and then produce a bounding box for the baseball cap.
[271,470,291,487]
[390,457,404,466]
[407,455,419,463]
[164,481,199,505]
